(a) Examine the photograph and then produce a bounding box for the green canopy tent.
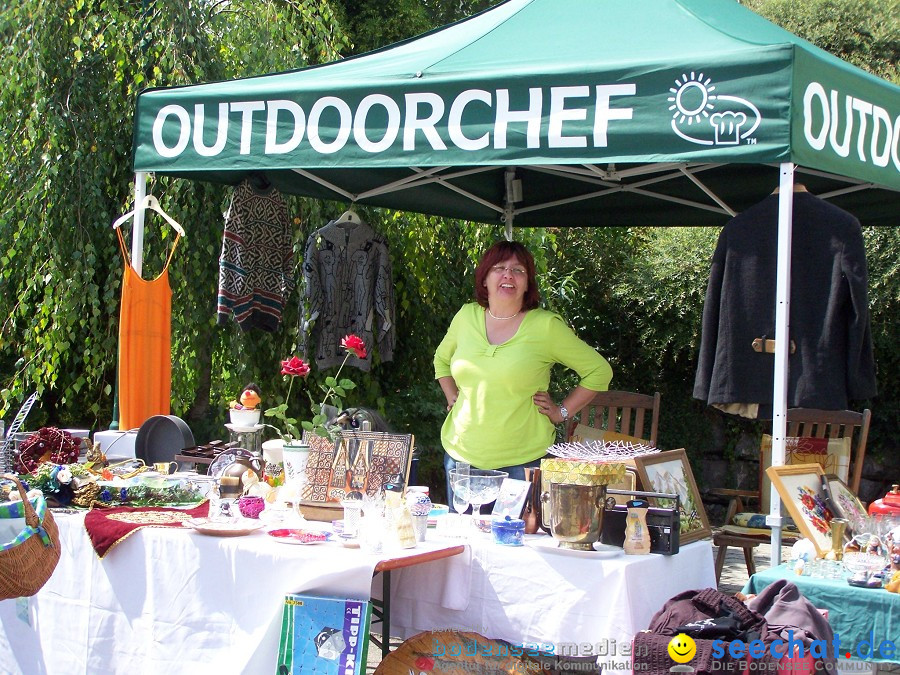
[130,0,899,561]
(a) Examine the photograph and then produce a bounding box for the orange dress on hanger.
[116,228,180,430]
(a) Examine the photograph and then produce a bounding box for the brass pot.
[541,482,607,550]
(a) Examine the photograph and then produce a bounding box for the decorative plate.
[183,517,264,537]
[267,528,332,545]
[207,450,242,478]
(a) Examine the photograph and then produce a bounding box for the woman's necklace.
[487,307,520,320]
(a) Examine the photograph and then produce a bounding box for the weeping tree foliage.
[0,0,349,430]
[0,0,509,469]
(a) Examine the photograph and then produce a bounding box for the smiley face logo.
[668,634,697,663]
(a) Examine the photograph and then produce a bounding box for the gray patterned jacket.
[299,218,395,372]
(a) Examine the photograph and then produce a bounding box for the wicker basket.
[0,473,61,600]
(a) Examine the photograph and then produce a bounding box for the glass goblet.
[449,468,508,528]
[450,462,471,514]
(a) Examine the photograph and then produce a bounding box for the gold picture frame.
[632,448,711,544]
[823,474,868,534]
[765,463,832,556]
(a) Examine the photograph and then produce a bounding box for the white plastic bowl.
[229,408,261,427]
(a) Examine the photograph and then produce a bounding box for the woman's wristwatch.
[558,404,569,423]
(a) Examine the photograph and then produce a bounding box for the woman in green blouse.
[434,240,612,508]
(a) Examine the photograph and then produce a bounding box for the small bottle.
[385,484,417,549]
[624,498,651,555]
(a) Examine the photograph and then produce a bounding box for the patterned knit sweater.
[299,218,395,372]
[217,180,294,332]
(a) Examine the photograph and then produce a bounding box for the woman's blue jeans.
[443,452,542,513]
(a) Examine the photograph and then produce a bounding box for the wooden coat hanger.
[112,195,186,236]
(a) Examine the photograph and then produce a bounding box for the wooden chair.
[565,390,661,446]
[713,407,871,583]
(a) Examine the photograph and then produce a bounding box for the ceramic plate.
[96,477,141,489]
[527,535,622,557]
[224,423,265,434]
[267,528,332,545]
[137,474,186,489]
[183,517,264,537]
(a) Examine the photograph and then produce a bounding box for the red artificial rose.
[341,334,367,359]
[280,356,311,377]
[414,656,434,670]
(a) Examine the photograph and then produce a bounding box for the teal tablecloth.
[743,564,899,663]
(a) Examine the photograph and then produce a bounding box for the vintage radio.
[600,488,680,555]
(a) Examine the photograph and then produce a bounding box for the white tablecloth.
[1,513,715,675]
[386,534,717,674]
[0,512,452,675]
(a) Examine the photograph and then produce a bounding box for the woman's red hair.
[474,241,540,310]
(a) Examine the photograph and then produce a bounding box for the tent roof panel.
[132,0,900,225]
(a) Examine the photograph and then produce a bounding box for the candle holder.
[827,518,848,561]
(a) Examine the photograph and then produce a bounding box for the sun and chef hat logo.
[667,72,760,146]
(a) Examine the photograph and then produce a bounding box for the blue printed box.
[276,594,371,675]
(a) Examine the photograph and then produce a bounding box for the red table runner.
[84,501,209,558]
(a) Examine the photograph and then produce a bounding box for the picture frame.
[632,448,711,544]
[823,473,868,538]
[765,463,832,556]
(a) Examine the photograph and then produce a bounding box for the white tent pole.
[768,161,795,565]
[131,172,148,276]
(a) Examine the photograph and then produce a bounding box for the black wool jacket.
[693,191,877,413]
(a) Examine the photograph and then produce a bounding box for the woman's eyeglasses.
[490,265,527,276]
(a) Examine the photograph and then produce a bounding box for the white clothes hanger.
[335,206,362,225]
[112,194,186,237]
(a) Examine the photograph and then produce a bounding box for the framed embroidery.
[765,463,833,556]
[823,474,868,538]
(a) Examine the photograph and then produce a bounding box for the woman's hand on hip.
[533,391,562,424]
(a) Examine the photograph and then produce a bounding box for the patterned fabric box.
[540,458,626,494]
